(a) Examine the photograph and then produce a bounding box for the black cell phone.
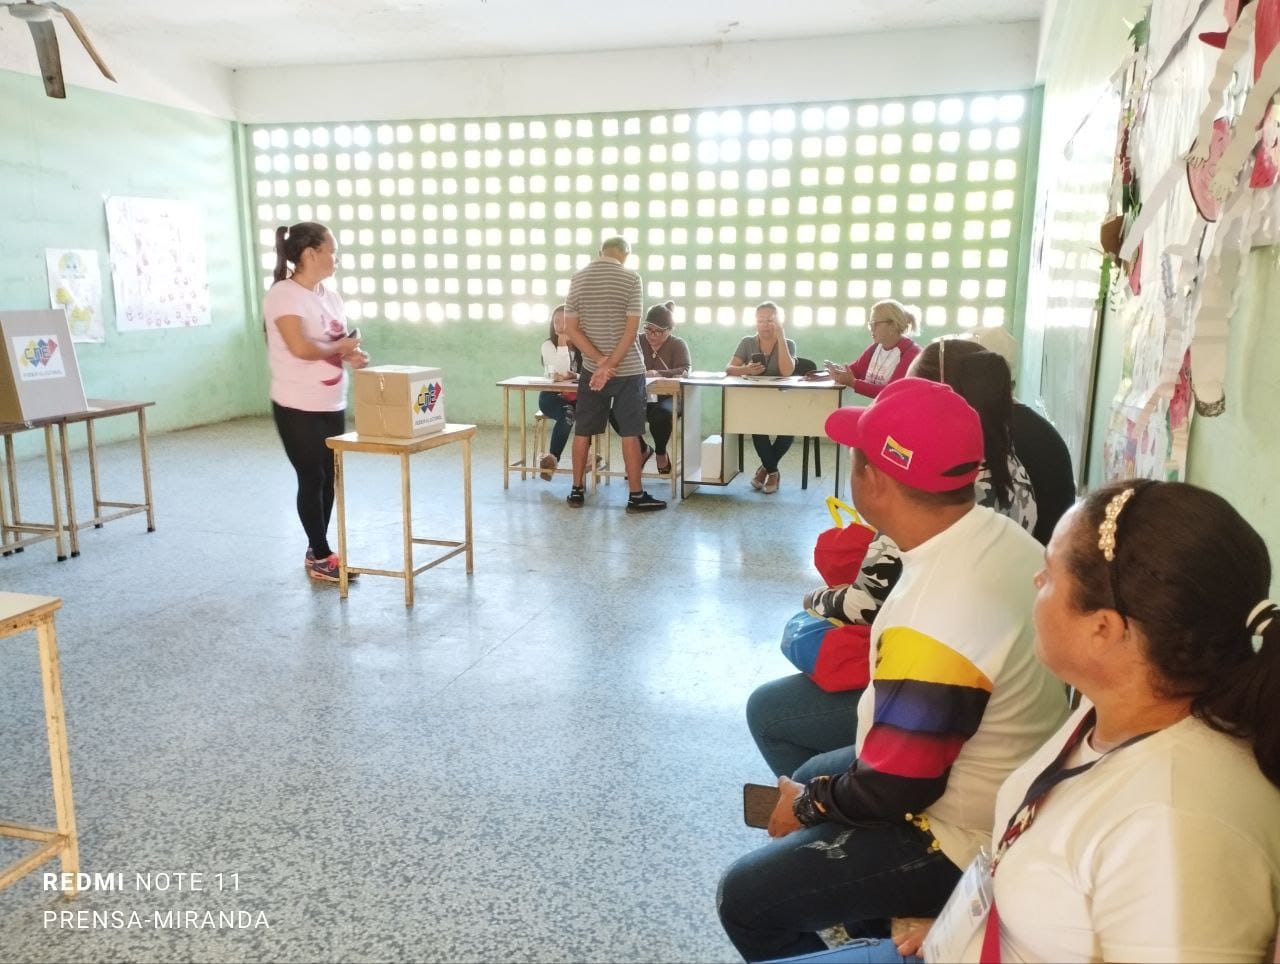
[346,327,360,341]
[750,352,766,365]
[743,783,781,828]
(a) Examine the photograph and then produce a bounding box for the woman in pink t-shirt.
[263,221,367,583]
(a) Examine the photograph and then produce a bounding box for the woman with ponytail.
[910,339,1038,537]
[264,221,367,583]
[761,479,1280,964]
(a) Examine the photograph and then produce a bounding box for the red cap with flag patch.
[824,377,983,493]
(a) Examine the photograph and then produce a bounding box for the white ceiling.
[41,0,1045,69]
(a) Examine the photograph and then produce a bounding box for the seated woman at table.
[725,302,797,494]
[638,301,691,475]
[538,303,580,481]
[824,300,920,398]
[764,480,1280,963]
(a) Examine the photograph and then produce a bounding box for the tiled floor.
[0,417,846,962]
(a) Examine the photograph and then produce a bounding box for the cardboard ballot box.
[0,309,88,423]
[353,365,445,438]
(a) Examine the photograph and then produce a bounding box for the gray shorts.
[574,372,646,437]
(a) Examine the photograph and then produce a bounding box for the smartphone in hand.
[750,352,766,366]
[346,327,360,341]
[743,783,781,828]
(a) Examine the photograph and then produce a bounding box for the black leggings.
[272,402,345,558]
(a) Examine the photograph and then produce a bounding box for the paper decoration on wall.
[105,197,212,331]
[44,248,104,344]
[1099,0,1280,482]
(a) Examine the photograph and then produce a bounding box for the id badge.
[922,849,994,963]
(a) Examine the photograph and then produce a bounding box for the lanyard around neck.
[992,708,1154,871]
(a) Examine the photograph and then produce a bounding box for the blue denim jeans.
[747,674,864,778]
[717,820,961,962]
[537,391,574,460]
[765,938,921,964]
[753,434,795,473]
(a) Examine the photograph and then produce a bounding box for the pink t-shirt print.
[320,315,347,386]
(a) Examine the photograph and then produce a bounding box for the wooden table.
[59,400,157,557]
[326,424,476,607]
[496,375,680,495]
[0,592,79,895]
[0,398,156,560]
[590,377,682,497]
[678,375,847,498]
[496,376,578,489]
[0,423,67,560]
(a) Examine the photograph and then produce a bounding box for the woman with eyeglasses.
[726,301,797,494]
[825,300,920,399]
[638,301,691,475]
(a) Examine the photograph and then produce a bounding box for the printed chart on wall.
[105,197,212,331]
[44,248,104,343]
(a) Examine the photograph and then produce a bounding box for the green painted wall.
[1183,248,1280,568]
[0,69,260,458]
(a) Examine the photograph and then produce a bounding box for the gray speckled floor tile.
[0,418,833,962]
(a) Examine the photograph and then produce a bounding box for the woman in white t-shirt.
[767,480,1280,964]
[263,221,367,583]
[537,304,580,480]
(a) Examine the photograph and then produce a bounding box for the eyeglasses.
[643,325,667,335]
[869,319,894,328]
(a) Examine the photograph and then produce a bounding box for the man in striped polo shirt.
[564,237,666,512]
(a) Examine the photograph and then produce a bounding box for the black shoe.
[567,485,585,507]
[626,490,667,513]
[640,441,655,468]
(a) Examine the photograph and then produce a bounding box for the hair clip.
[1097,488,1136,562]
[1247,599,1278,636]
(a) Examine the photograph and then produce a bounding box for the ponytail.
[271,221,330,286]
[1195,603,1280,788]
[1070,481,1280,790]
[273,226,290,283]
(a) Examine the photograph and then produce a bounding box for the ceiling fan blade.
[49,2,115,81]
[25,18,66,98]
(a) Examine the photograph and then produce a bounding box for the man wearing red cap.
[718,378,1068,962]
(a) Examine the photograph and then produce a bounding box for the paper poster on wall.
[105,196,212,331]
[44,248,104,343]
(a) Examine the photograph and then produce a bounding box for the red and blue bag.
[780,612,871,693]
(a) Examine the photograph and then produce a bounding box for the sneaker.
[567,485,586,507]
[751,465,768,490]
[763,471,781,494]
[307,547,356,578]
[309,553,342,582]
[626,490,667,513]
[539,454,558,481]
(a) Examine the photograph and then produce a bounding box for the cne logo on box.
[14,335,66,381]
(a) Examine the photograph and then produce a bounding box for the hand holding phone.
[743,783,782,828]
